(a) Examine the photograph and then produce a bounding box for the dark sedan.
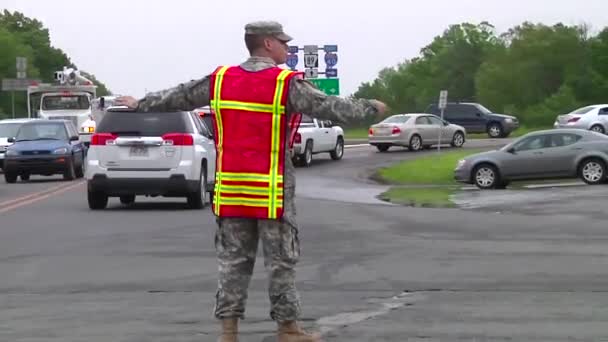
[3,119,86,183]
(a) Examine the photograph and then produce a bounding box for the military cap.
[244,21,293,42]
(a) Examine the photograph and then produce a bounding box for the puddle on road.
[296,178,393,206]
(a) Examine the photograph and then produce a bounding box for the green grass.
[378,187,457,208]
[376,149,485,185]
[344,127,369,139]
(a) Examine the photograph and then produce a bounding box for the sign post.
[437,90,448,153]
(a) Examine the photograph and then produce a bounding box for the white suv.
[85,107,216,210]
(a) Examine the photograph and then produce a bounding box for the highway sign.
[16,57,27,71]
[438,90,448,109]
[303,45,318,53]
[2,78,41,91]
[288,45,299,54]
[323,45,338,53]
[309,78,339,95]
[17,71,26,79]
[325,68,338,78]
[304,54,319,68]
[305,68,318,78]
[324,53,338,67]
[286,54,298,69]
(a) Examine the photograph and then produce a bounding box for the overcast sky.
[2,0,607,99]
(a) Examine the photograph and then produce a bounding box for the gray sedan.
[454,129,608,189]
[368,113,466,152]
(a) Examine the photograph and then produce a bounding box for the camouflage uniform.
[136,21,379,323]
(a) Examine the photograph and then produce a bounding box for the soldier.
[115,21,386,342]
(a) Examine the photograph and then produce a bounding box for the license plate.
[129,146,148,157]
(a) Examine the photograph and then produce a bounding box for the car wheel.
[590,125,605,134]
[120,195,135,205]
[376,144,390,152]
[330,137,344,160]
[187,165,207,209]
[20,173,30,181]
[4,172,18,183]
[408,134,422,151]
[300,140,313,167]
[451,131,465,147]
[64,158,76,180]
[473,164,500,189]
[579,158,606,185]
[88,190,108,210]
[487,123,503,138]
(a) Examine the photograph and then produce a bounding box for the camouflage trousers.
[213,188,301,322]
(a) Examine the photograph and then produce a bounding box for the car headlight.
[53,147,68,154]
[456,159,467,169]
[5,149,19,156]
[504,118,513,123]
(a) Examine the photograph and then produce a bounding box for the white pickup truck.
[291,114,345,167]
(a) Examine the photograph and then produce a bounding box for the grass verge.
[378,187,458,208]
[344,127,369,139]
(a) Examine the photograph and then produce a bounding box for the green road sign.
[308,78,340,96]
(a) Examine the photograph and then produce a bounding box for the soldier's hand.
[114,96,139,109]
[369,99,387,116]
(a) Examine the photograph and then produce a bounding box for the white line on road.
[344,144,370,149]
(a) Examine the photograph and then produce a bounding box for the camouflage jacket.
[135,56,379,190]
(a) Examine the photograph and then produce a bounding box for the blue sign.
[286,54,298,69]
[288,46,299,54]
[324,53,338,67]
[325,68,338,78]
[324,45,338,53]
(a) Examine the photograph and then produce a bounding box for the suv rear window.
[97,112,192,136]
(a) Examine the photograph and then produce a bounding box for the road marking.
[344,144,370,149]
[0,181,85,214]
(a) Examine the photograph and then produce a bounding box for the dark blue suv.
[3,119,86,183]
[426,102,519,138]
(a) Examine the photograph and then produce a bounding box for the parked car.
[291,114,344,167]
[553,104,608,134]
[0,118,33,170]
[368,113,466,152]
[426,102,519,138]
[454,129,608,189]
[85,107,216,210]
[3,119,86,183]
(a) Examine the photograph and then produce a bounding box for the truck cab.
[291,114,345,167]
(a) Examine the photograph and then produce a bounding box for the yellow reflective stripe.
[219,184,283,197]
[213,196,284,208]
[214,100,285,113]
[218,172,283,183]
[268,69,292,218]
[211,66,230,212]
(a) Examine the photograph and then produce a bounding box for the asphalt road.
[3,138,608,341]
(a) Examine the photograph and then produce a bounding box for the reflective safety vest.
[210,65,303,219]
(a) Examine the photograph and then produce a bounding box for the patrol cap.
[244,21,293,42]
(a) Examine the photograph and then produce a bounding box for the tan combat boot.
[217,318,239,342]
[277,321,322,342]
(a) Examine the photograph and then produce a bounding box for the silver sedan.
[454,128,608,189]
[553,104,608,134]
[368,113,466,152]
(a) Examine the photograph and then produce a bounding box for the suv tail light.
[162,133,194,146]
[568,117,581,123]
[369,128,374,135]
[91,133,117,145]
[294,132,301,144]
[391,126,401,134]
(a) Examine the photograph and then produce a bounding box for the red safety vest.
[209,65,303,219]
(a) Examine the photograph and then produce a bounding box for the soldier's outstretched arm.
[134,76,211,112]
[287,78,385,122]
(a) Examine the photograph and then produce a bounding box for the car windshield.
[475,104,493,114]
[16,123,68,141]
[0,123,22,138]
[381,115,411,124]
[569,106,596,115]
[42,95,90,110]
[96,112,190,136]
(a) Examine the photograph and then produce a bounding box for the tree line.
[352,21,608,128]
[0,10,111,118]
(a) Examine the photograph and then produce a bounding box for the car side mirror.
[70,136,79,141]
[7,137,15,143]
[476,112,482,117]
[507,147,516,154]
